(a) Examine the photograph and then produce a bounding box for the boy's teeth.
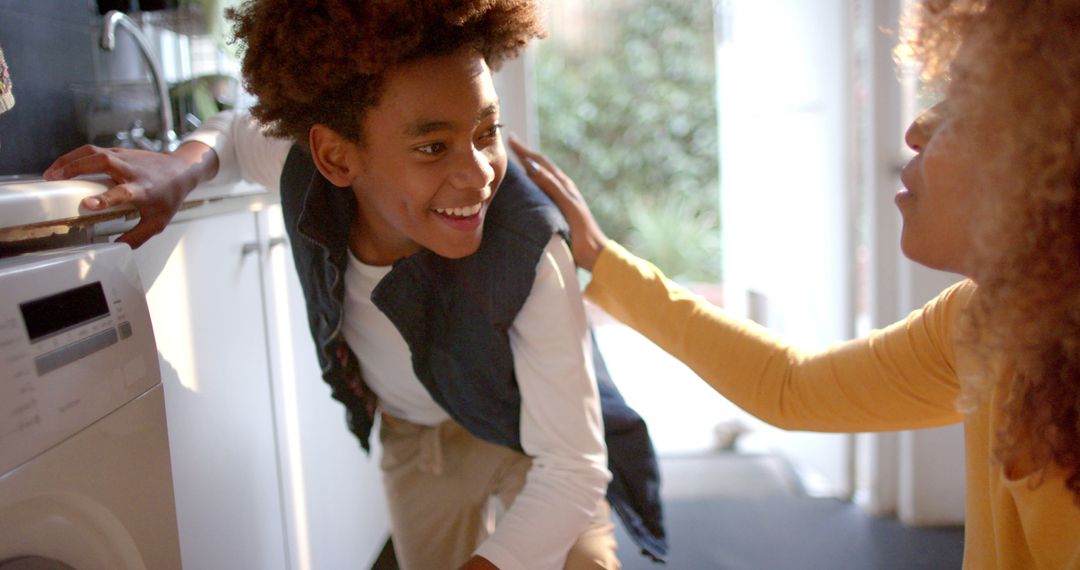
[437,203,481,217]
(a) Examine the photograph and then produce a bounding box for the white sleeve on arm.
[182,110,292,193]
[474,236,612,570]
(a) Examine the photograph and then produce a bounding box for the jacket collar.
[296,167,355,259]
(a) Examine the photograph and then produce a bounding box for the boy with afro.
[47,1,666,568]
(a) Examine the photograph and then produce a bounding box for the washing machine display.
[21,280,122,379]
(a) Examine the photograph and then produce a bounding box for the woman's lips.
[897,163,916,206]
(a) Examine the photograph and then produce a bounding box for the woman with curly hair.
[46,1,669,569]
[511,0,1080,567]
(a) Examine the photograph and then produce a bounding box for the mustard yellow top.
[586,241,1080,569]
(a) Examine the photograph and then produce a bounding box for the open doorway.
[488,0,968,566]
[532,0,855,499]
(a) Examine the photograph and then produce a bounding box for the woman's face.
[897,99,987,276]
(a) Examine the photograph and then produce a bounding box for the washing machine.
[0,243,181,570]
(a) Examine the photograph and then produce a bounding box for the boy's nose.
[450,146,497,189]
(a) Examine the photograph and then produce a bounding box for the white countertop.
[0,174,270,240]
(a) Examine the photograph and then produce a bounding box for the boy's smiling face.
[343,47,507,265]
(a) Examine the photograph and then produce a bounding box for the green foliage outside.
[535,0,722,282]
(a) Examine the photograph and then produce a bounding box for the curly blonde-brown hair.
[226,0,545,144]
[906,0,1080,502]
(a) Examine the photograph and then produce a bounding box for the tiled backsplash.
[0,1,151,175]
[0,2,98,175]
[0,1,241,176]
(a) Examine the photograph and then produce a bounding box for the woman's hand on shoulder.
[508,135,609,272]
[43,141,218,248]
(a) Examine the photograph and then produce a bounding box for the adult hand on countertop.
[508,135,609,272]
[43,142,219,248]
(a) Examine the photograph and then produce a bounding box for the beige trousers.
[379,416,621,570]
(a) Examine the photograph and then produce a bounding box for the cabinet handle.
[241,237,287,256]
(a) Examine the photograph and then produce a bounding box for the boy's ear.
[309,124,360,187]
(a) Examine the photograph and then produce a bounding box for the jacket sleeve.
[476,236,612,570]
[585,240,971,433]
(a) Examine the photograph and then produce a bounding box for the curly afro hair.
[905,0,1080,503]
[227,0,545,144]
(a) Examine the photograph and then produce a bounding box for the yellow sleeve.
[585,241,971,432]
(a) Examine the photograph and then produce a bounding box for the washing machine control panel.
[0,243,158,475]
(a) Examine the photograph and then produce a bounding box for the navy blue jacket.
[279,146,667,561]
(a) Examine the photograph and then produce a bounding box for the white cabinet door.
[257,206,391,570]
[135,211,289,570]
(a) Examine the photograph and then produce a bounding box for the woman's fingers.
[509,135,557,173]
[509,136,574,204]
[507,134,608,271]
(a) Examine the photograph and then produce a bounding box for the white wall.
[494,54,538,149]
[714,0,856,497]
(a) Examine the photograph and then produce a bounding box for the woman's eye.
[483,123,503,139]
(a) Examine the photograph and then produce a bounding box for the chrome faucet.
[100,10,178,152]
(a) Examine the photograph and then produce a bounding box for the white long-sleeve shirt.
[187,112,612,570]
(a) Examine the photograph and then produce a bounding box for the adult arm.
[473,236,612,570]
[42,110,291,247]
[511,136,968,432]
[588,241,970,432]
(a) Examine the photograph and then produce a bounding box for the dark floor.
[615,453,964,570]
[615,495,964,570]
[373,453,965,569]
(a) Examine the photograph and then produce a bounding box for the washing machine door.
[0,493,148,570]
[0,384,179,570]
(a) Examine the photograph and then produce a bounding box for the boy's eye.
[482,123,503,139]
[415,142,446,155]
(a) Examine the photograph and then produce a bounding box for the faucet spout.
[100,10,178,151]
